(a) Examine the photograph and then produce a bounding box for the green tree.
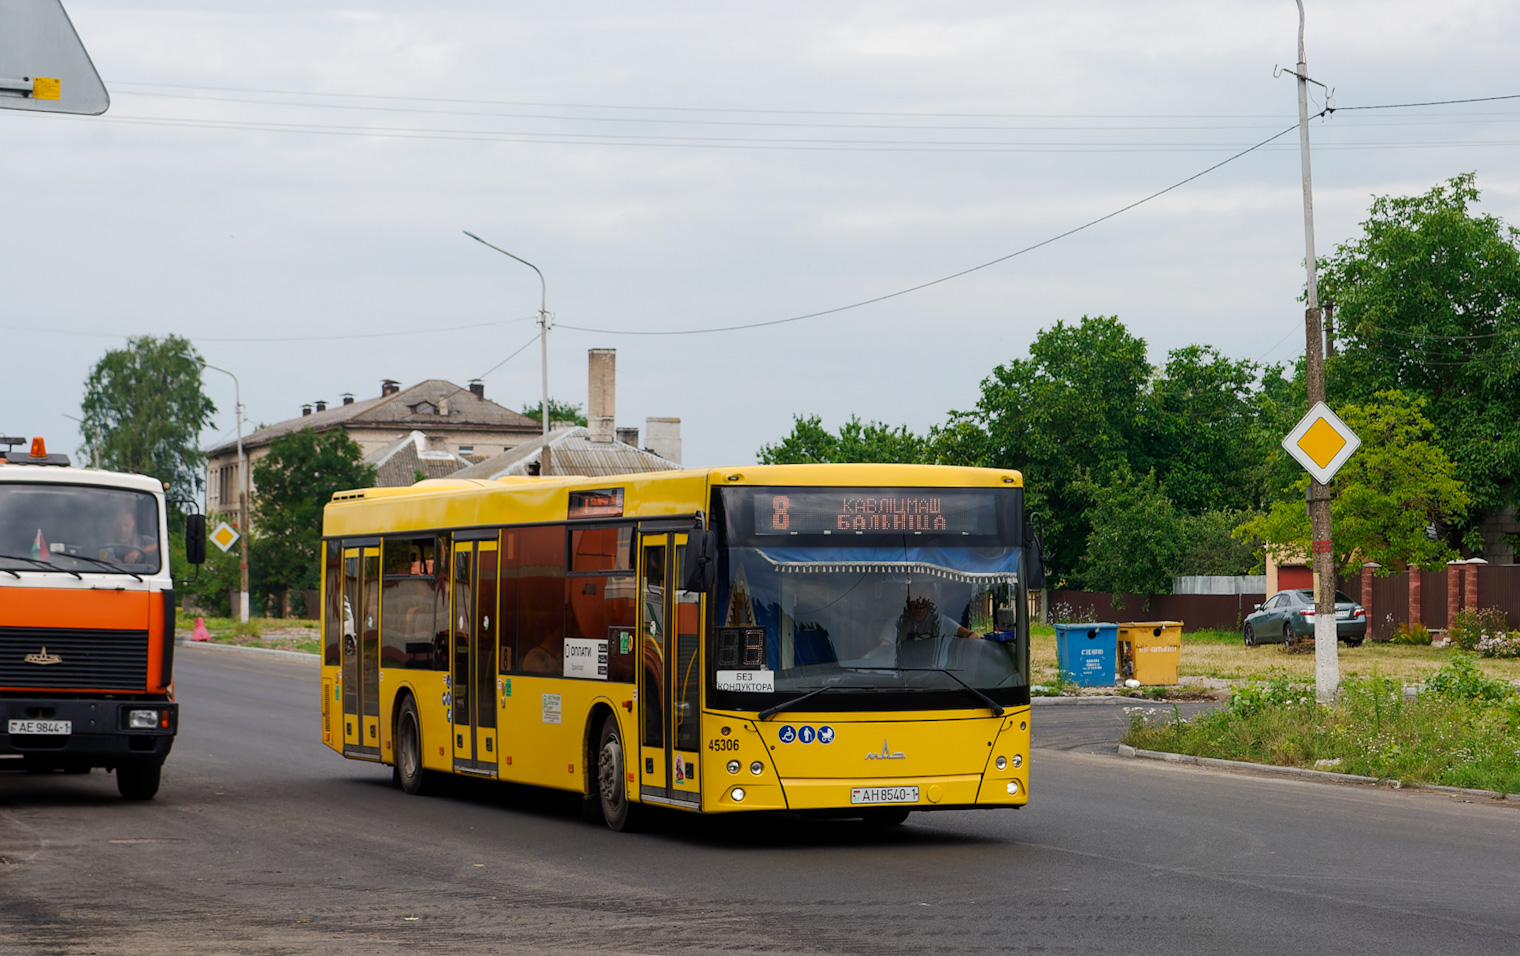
[80,334,216,500]
[1235,390,1469,574]
[940,315,1153,577]
[521,397,587,427]
[1319,173,1520,548]
[1074,468,1183,598]
[253,429,376,594]
[758,414,930,464]
[1147,345,1269,514]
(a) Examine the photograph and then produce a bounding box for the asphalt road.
[2,646,1518,955]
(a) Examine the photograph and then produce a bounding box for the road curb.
[1032,695,1135,705]
[1116,743,1520,804]
[174,635,319,663]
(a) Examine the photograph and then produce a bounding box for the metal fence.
[1046,590,1264,633]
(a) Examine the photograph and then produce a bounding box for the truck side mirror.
[682,530,717,592]
[185,514,207,565]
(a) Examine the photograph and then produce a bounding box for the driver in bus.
[103,504,158,565]
[882,582,981,644]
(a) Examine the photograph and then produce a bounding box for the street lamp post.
[463,230,552,473]
[199,360,251,623]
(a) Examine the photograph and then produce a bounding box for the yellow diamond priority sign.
[210,521,241,553]
[1283,401,1360,484]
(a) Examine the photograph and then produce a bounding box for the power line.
[557,122,1304,336]
[0,314,536,343]
[1334,92,1520,112]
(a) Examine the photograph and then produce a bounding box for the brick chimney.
[588,349,616,443]
[381,379,401,397]
[616,426,639,447]
[342,393,354,405]
[469,380,485,399]
[645,417,681,465]
[314,400,327,413]
[301,404,312,417]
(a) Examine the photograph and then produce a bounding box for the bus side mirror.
[682,530,717,592]
[185,514,207,565]
[1023,513,1047,589]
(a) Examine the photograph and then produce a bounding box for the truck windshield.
[711,542,1027,710]
[0,484,161,575]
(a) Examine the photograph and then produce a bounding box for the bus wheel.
[597,714,639,832]
[397,696,431,796]
[861,808,910,827]
[117,761,161,801]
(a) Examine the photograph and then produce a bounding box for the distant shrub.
[1448,607,1509,652]
[1390,622,1432,645]
[1421,655,1514,704]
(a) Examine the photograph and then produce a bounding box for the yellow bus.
[319,464,1038,830]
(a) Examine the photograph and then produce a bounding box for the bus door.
[637,530,703,806]
[341,543,382,758]
[450,536,499,776]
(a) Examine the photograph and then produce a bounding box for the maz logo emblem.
[866,740,905,760]
[24,647,62,665]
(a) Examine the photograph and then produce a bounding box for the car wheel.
[1243,624,1257,647]
[1343,638,1364,648]
[1282,623,1295,647]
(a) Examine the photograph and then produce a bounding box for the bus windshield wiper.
[55,552,143,581]
[898,666,1004,717]
[0,552,82,579]
[758,683,845,720]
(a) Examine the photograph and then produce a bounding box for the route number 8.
[772,495,790,530]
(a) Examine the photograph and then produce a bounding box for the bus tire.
[117,761,161,801]
[861,808,910,827]
[596,713,640,832]
[396,696,432,796]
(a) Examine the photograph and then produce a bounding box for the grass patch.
[175,610,320,656]
[1122,657,1520,793]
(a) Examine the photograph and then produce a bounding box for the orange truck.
[0,437,204,799]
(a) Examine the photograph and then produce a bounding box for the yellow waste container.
[1117,621,1183,685]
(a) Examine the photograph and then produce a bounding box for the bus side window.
[518,525,565,675]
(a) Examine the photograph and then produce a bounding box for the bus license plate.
[8,719,71,735]
[851,786,918,805]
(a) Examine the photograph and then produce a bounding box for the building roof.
[448,426,679,480]
[363,431,474,487]
[207,379,540,457]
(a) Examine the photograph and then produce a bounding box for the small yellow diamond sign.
[1283,402,1360,484]
[210,521,241,553]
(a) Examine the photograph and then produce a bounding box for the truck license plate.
[7,719,71,735]
[850,786,919,805]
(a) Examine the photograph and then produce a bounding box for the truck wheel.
[396,696,431,796]
[117,761,161,801]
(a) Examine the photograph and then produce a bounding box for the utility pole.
[462,230,552,474]
[1290,0,1339,699]
[201,361,251,623]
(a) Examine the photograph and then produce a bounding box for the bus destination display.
[753,490,998,535]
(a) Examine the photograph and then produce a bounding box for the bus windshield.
[0,484,162,575]
[712,541,1026,709]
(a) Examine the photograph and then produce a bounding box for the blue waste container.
[1054,623,1118,687]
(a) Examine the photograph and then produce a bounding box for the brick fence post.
[1465,558,1486,611]
[1409,567,1422,628]
[1361,562,1379,638]
[1447,560,1464,620]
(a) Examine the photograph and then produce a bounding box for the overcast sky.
[4,0,1518,479]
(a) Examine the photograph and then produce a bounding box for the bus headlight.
[727,760,740,774]
[750,761,764,775]
[1011,754,1022,768]
[1006,781,1020,795]
[731,787,746,802]
[995,756,1007,771]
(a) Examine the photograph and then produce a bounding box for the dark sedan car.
[1243,589,1366,647]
